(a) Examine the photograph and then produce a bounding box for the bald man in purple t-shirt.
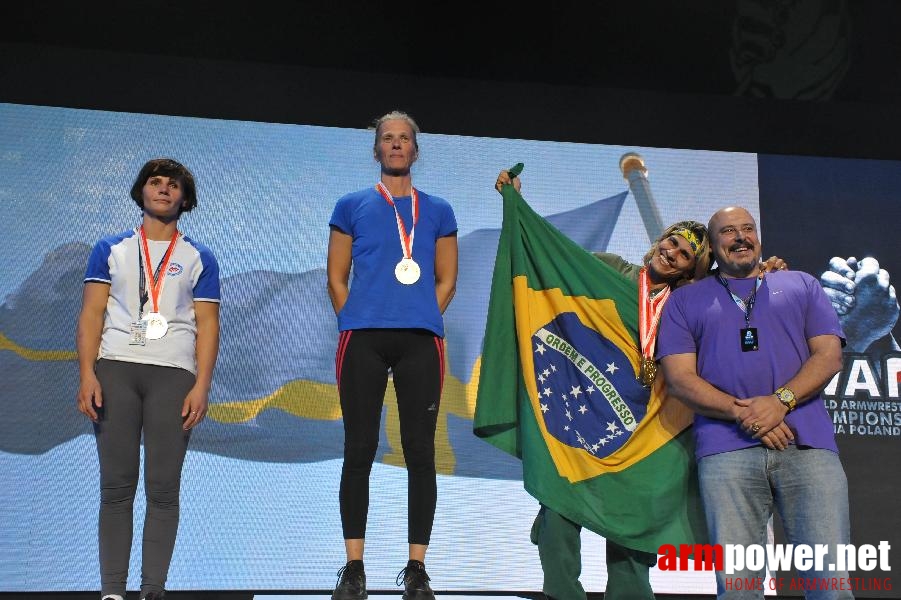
[657,206,853,600]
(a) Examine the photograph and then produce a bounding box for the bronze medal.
[639,356,657,387]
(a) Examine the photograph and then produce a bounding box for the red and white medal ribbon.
[376,181,421,284]
[638,268,670,386]
[139,225,179,339]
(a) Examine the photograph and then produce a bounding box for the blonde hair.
[642,220,711,286]
[372,110,420,152]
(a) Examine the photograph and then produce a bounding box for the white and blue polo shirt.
[84,228,220,374]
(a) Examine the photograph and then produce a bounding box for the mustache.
[729,242,754,251]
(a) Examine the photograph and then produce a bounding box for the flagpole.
[620,152,664,243]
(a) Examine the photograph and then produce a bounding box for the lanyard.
[137,226,179,317]
[638,268,671,361]
[716,271,762,328]
[375,181,418,260]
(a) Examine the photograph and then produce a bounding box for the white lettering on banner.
[888,357,901,398]
[843,360,881,397]
[824,353,901,438]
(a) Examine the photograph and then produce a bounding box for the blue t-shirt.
[656,270,844,459]
[329,186,457,337]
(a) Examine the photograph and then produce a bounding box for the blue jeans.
[698,446,853,600]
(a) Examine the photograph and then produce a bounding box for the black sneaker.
[396,560,435,600]
[332,559,367,600]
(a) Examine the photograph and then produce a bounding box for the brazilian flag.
[473,176,707,553]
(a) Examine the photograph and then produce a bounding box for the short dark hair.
[130,158,197,213]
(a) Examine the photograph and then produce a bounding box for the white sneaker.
[101,595,125,600]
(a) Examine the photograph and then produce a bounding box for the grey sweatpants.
[93,358,194,598]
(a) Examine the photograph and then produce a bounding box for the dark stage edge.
[0,593,723,600]
[11,593,895,600]
[4,593,894,600]
[0,590,886,600]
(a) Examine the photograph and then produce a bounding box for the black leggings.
[335,328,445,545]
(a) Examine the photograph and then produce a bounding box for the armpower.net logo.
[658,542,892,593]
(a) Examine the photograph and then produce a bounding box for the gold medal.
[639,356,657,387]
[638,269,669,389]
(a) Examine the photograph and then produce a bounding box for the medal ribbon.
[375,181,418,260]
[138,226,180,316]
[638,267,671,361]
[716,271,762,328]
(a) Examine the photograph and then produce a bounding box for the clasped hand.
[734,396,794,450]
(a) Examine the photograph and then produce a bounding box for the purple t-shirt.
[656,270,844,459]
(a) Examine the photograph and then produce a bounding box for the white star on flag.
[535,343,546,355]
[578,405,588,415]
[606,362,619,374]
[570,385,582,398]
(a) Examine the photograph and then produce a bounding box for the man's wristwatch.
[775,386,796,413]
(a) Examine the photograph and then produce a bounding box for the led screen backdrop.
[757,155,901,593]
[1,102,897,595]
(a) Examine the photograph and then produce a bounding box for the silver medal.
[395,258,421,285]
[142,312,169,340]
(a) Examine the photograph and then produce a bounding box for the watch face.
[776,388,796,411]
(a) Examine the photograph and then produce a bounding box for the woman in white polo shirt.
[76,158,220,600]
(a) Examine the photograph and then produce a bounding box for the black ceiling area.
[3,0,901,158]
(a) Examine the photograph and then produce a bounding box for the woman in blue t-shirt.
[327,111,458,600]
